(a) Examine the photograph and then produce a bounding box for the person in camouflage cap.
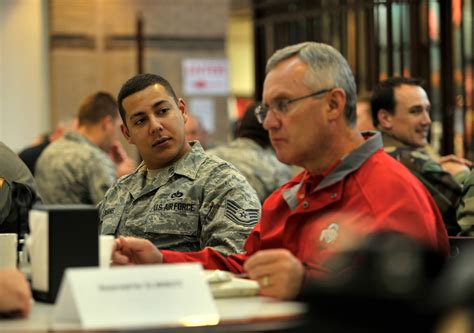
[208,103,293,203]
[99,73,260,255]
[371,77,471,235]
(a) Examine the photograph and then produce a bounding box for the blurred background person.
[18,118,78,175]
[371,77,469,235]
[35,92,136,205]
[208,103,293,202]
[185,112,211,149]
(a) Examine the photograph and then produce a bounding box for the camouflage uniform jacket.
[381,132,463,235]
[456,171,474,235]
[0,142,40,234]
[208,138,293,202]
[35,132,116,204]
[99,141,261,255]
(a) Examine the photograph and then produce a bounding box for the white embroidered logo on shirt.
[320,223,339,244]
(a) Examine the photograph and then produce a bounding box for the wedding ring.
[261,275,269,287]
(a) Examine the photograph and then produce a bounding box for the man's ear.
[377,109,393,130]
[101,115,113,130]
[178,98,188,123]
[120,124,133,144]
[327,88,346,121]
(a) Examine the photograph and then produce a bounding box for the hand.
[243,249,305,300]
[439,155,471,177]
[439,154,472,167]
[0,268,31,318]
[112,236,163,265]
[108,141,127,163]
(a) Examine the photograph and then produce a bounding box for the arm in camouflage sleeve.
[457,171,474,235]
[87,153,117,205]
[198,163,261,255]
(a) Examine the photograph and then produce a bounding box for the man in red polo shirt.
[112,42,449,300]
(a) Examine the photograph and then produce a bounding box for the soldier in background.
[99,73,260,255]
[18,118,78,175]
[35,92,136,205]
[185,113,211,149]
[371,77,471,235]
[208,103,293,203]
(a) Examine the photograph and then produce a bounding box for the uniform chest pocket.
[100,205,125,234]
[144,201,200,236]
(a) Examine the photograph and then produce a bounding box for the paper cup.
[0,233,18,268]
[99,235,115,268]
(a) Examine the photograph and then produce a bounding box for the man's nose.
[422,110,432,125]
[149,116,163,133]
[263,109,279,130]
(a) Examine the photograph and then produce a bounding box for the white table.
[1,296,306,331]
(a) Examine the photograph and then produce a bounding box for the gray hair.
[266,42,357,126]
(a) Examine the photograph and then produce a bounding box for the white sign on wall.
[183,59,229,95]
[188,98,215,133]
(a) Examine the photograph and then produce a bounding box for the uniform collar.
[380,131,428,155]
[128,141,206,200]
[380,131,409,149]
[65,131,98,149]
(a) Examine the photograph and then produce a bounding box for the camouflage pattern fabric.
[99,141,261,255]
[456,171,474,235]
[207,138,293,202]
[36,132,116,204]
[382,132,463,236]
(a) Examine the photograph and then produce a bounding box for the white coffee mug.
[0,233,18,268]
[99,235,115,268]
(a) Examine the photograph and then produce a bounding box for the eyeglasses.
[254,88,333,124]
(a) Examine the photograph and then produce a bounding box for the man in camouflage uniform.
[208,103,293,203]
[0,142,40,235]
[36,92,136,204]
[99,74,260,255]
[371,77,470,235]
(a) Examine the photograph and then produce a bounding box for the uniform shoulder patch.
[224,200,259,226]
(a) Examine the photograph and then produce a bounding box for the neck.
[77,125,104,150]
[304,127,364,175]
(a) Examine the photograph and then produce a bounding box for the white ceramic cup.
[0,233,18,268]
[99,235,115,268]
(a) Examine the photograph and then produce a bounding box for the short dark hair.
[238,103,271,148]
[370,77,424,127]
[117,73,178,127]
[78,92,118,126]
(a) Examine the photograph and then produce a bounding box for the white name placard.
[53,263,219,330]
